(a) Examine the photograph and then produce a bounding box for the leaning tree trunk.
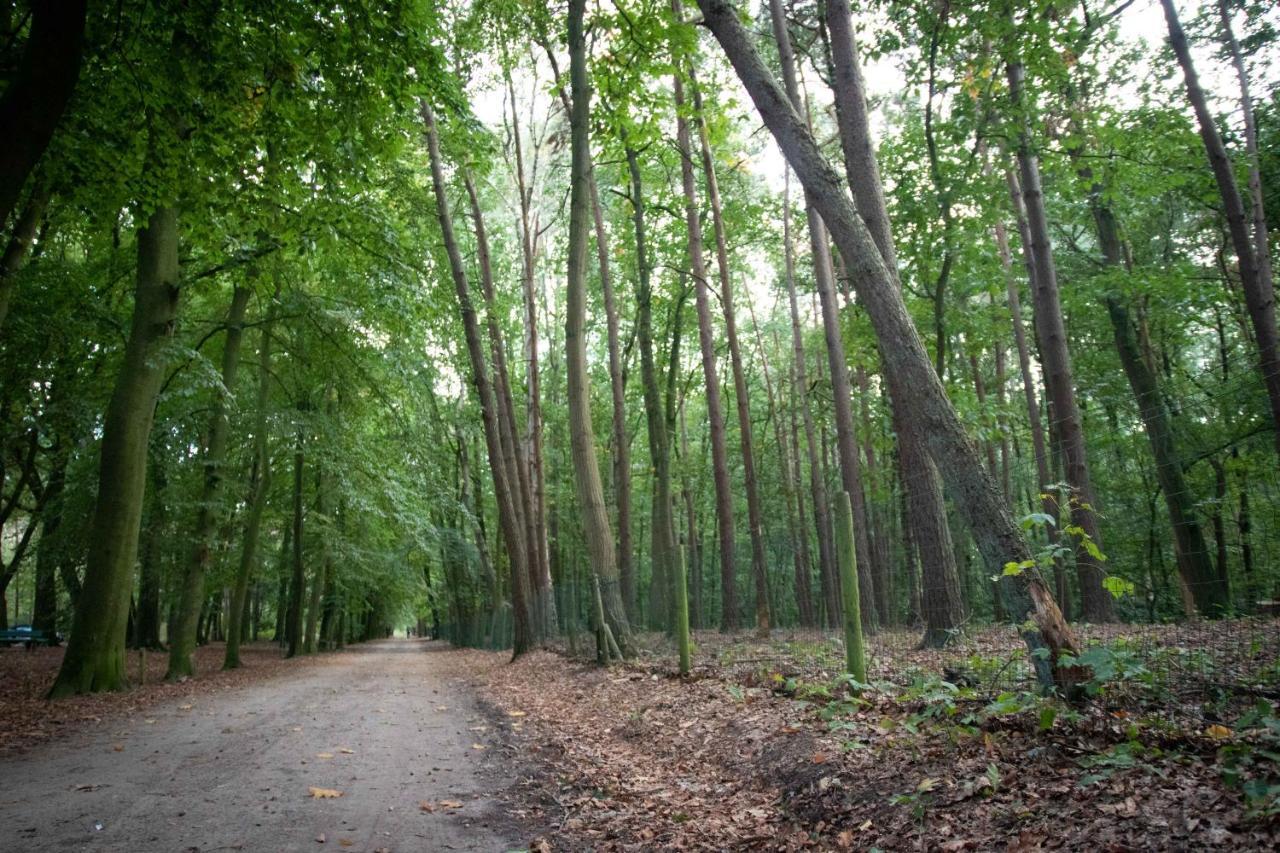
[1163,0,1280,461]
[565,0,633,657]
[48,205,180,698]
[823,0,961,645]
[168,286,252,680]
[697,0,1080,688]
[1006,54,1113,622]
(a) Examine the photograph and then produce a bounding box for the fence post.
[836,492,866,682]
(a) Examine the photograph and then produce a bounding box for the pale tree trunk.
[1006,54,1114,622]
[625,139,678,630]
[1163,0,1280,459]
[697,0,1079,686]
[505,64,555,639]
[565,0,632,657]
[168,286,252,680]
[689,70,771,634]
[539,40,636,622]
[765,0,876,630]
[49,205,180,697]
[285,430,305,658]
[422,102,534,655]
[824,0,960,643]
[670,32,739,632]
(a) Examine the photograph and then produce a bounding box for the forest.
[1,0,1279,849]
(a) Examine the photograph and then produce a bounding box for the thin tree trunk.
[565,0,633,657]
[689,68,770,634]
[1006,53,1113,622]
[670,37,738,633]
[49,204,180,697]
[168,286,252,680]
[625,140,678,631]
[0,182,50,331]
[285,431,305,658]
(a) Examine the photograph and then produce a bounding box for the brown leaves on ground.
[308,787,344,799]
[477,648,1280,851]
[0,642,327,753]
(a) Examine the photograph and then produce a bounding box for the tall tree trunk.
[32,445,68,638]
[168,286,251,680]
[698,0,1079,686]
[823,0,960,643]
[1163,0,1280,458]
[505,65,554,638]
[48,205,180,698]
[423,102,533,655]
[782,169,839,628]
[1006,54,1113,622]
[565,0,633,657]
[689,69,770,634]
[625,140,678,631]
[1001,168,1068,619]
[670,34,738,632]
[0,0,87,230]
[765,0,878,630]
[461,171,542,644]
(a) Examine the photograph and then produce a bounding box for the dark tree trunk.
[0,0,87,230]
[49,205,180,697]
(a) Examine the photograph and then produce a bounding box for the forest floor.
[0,640,523,851]
[479,622,1280,851]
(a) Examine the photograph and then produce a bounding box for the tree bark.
[48,204,180,697]
[286,430,305,658]
[565,0,633,657]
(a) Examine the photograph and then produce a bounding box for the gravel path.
[0,639,521,852]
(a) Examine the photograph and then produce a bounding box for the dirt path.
[0,640,522,852]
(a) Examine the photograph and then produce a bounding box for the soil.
[0,639,525,852]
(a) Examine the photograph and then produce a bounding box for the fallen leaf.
[316,752,334,759]
[1204,724,1232,740]
[917,777,940,793]
[471,743,487,750]
[178,704,193,711]
[338,747,355,754]
[315,833,326,843]
[309,787,344,799]
[507,710,527,717]
[338,840,354,848]
[419,800,436,812]
[112,743,124,752]
[440,800,464,809]
[811,751,829,764]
